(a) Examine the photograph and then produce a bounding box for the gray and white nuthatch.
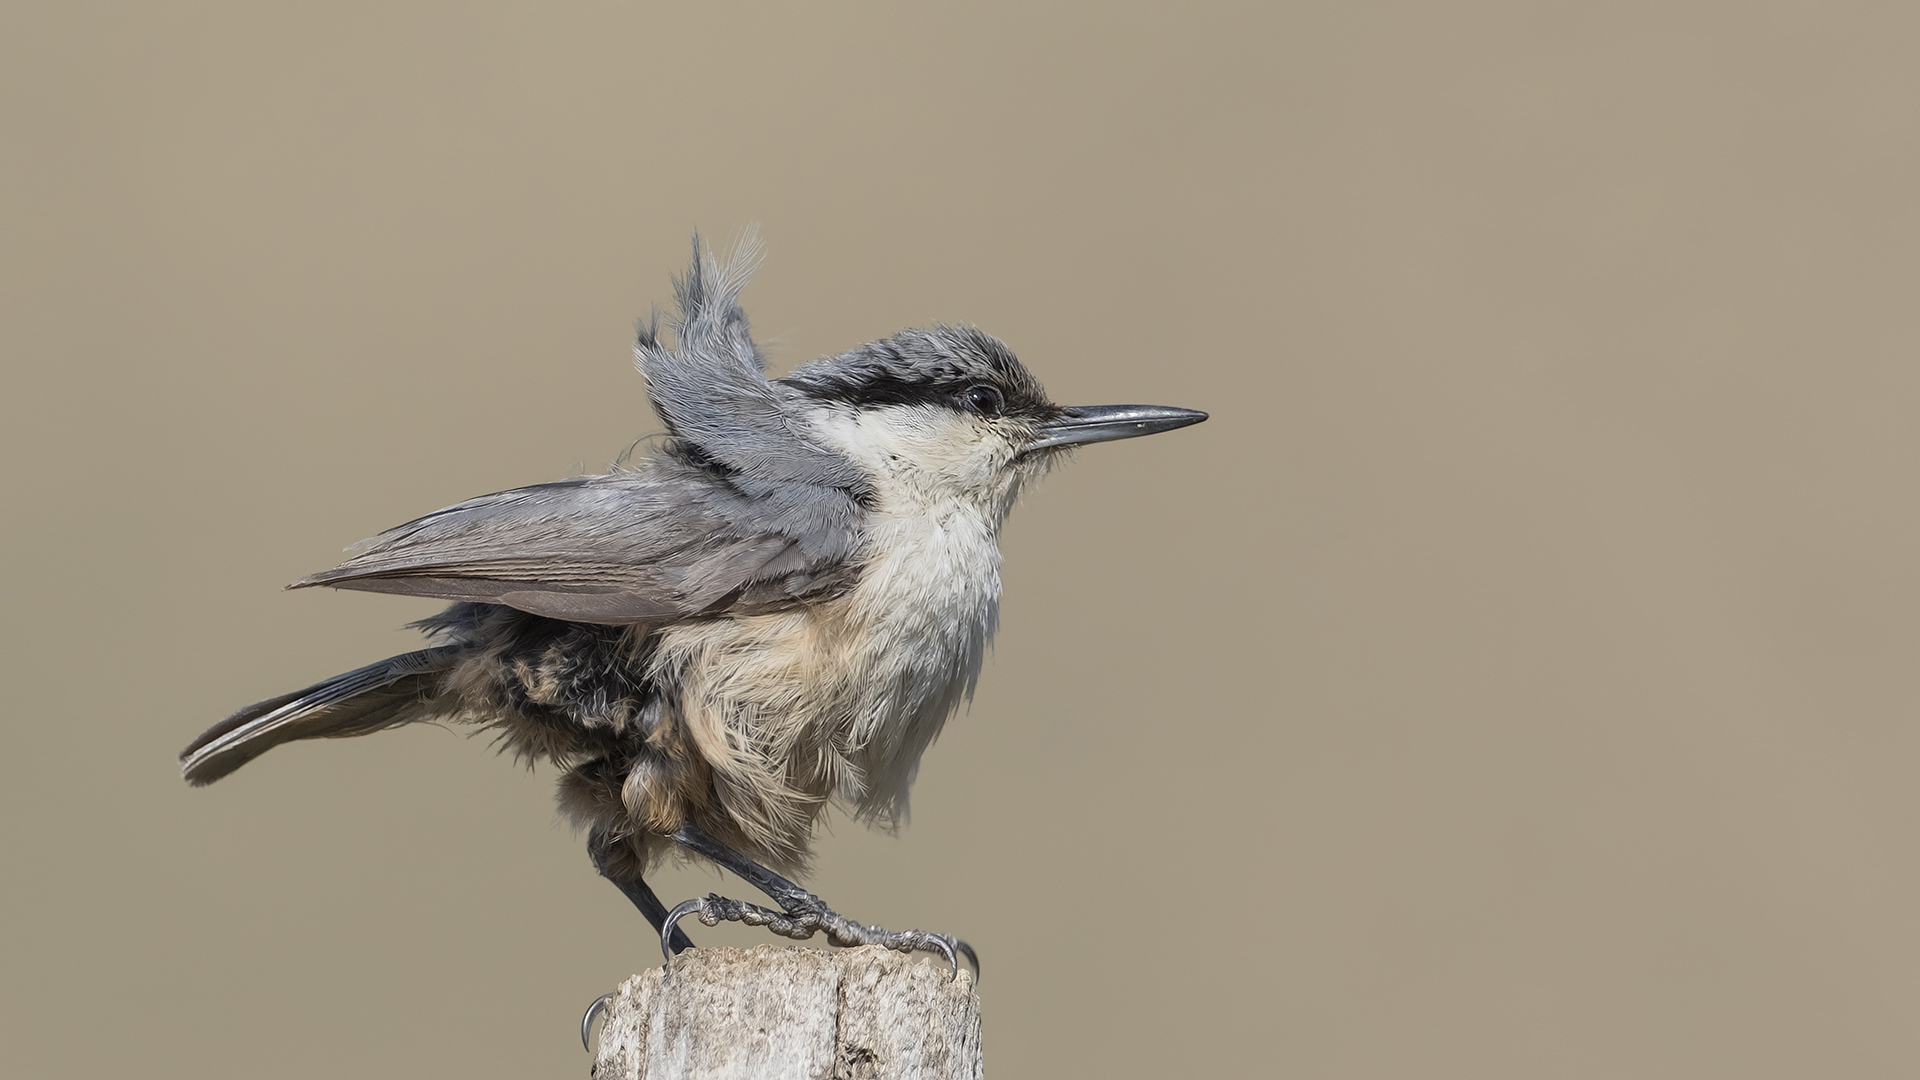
[182,232,1206,1000]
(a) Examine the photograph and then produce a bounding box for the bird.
[180,231,1207,989]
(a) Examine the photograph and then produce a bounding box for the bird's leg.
[583,828,699,1049]
[589,826,695,953]
[660,823,978,980]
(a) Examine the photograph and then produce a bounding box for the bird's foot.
[661,892,978,981]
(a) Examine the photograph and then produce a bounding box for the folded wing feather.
[291,471,861,625]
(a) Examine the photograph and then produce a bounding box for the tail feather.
[180,648,459,786]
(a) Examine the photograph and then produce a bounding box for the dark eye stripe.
[777,327,1061,420]
[785,371,1052,419]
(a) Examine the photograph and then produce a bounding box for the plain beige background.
[6,2,1920,1076]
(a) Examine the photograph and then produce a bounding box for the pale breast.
[646,494,1004,850]
[648,400,1021,852]
[837,501,1003,771]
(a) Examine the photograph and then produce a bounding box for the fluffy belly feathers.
[647,503,1002,853]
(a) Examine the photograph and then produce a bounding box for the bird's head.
[635,232,1204,520]
[779,326,1206,516]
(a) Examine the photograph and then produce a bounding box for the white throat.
[804,402,1022,803]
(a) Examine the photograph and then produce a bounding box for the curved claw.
[580,992,615,1052]
[924,933,958,976]
[661,897,708,962]
[953,939,981,984]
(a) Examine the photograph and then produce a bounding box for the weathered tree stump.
[589,945,982,1080]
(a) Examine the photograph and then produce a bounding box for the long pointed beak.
[1025,404,1209,452]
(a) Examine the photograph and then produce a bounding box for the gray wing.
[298,234,869,625]
[290,469,863,625]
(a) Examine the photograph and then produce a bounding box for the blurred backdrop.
[7,2,1920,1077]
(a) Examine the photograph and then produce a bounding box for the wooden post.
[589,945,982,1080]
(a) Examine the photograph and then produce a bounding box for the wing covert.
[290,470,860,625]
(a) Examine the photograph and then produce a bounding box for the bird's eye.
[960,385,1005,416]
